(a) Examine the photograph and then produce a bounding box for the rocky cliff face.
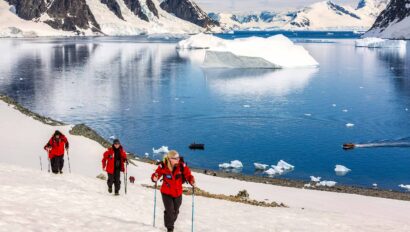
[160,0,218,28]
[6,0,101,33]
[101,0,124,20]
[123,0,149,21]
[369,0,410,31]
[6,0,47,20]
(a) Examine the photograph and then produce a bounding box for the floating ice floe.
[177,33,318,69]
[219,160,243,169]
[332,104,337,107]
[342,109,348,112]
[399,184,410,191]
[335,165,351,176]
[316,181,337,187]
[304,113,312,117]
[152,146,169,154]
[304,183,312,188]
[109,136,116,140]
[144,153,149,158]
[310,176,321,182]
[264,160,295,176]
[373,183,378,188]
[346,123,355,128]
[243,105,251,108]
[254,163,269,170]
[355,37,407,48]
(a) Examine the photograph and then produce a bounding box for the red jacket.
[102,147,127,174]
[44,135,69,159]
[151,161,194,198]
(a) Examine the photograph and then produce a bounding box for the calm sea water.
[0,31,409,190]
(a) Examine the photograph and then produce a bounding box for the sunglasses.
[170,157,180,160]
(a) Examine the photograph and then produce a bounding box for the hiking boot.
[108,187,112,193]
[167,229,174,232]
[59,171,63,174]
[114,192,120,196]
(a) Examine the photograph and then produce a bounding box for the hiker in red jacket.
[44,130,69,174]
[102,139,128,195]
[151,150,195,232]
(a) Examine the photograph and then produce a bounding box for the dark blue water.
[0,33,409,190]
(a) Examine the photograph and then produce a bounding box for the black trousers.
[51,155,64,173]
[162,193,182,231]
[107,168,121,193]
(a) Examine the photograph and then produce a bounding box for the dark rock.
[101,0,124,20]
[46,0,101,32]
[368,0,410,32]
[160,0,219,28]
[5,0,47,20]
[123,0,149,21]
[146,0,158,18]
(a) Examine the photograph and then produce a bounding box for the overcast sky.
[196,0,360,13]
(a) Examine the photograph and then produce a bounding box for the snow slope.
[284,0,388,31]
[2,99,410,231]
[0,0,204,37]
[0,1,72,37]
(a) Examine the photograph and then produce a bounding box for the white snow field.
[177,33,319,69]
[2,99,410,231]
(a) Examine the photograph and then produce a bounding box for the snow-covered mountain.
[211,0,388,31]
[0,0,219,37]
[365,0,410,39]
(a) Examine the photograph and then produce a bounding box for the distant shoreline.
[1,93,409,201]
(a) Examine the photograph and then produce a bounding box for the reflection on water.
[1,37,410,190]
[204,68,317,97]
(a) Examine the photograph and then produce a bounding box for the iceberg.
[277,160,295,170]
[346,123,355,128]
[355,38,407,48]
[254,163,269,170]
[335,165,351,176]
[399,184,410,191]
[177,33,226,49]
[264,168,281,176]
[177,33,319,69]
[310,176,321,182]
[219,160,243,169]
[152,146,169,154]
[316,181,337,187]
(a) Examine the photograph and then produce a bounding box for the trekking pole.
[124,162,128,195]
[192,186,195,232]
[39,156,43,171]
[67,149,71,173]
[153,181,158,227]
[46,151,51,173]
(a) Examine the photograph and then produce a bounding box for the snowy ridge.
[0,0,212,37]
[365,0,410,39]
[210,0,388,31]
